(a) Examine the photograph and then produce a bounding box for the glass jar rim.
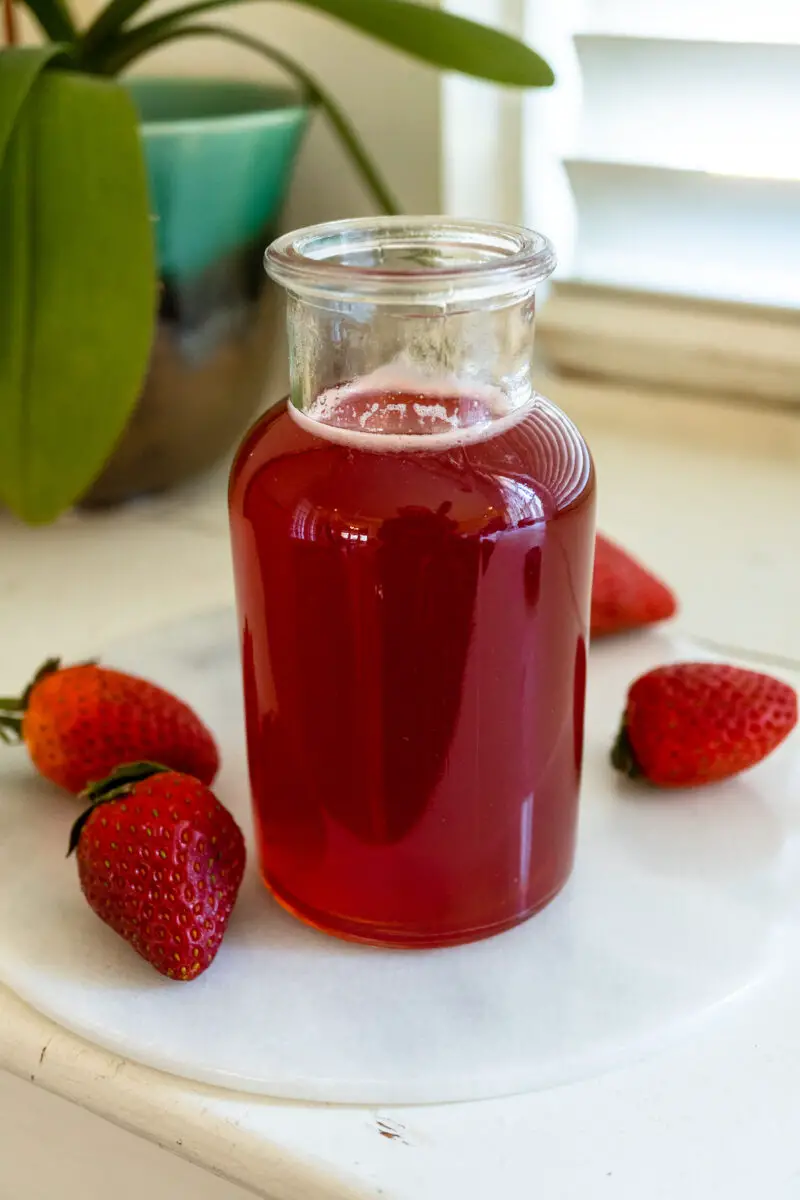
[265,216,556,303]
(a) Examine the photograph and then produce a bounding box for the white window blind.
[443,0,800,310]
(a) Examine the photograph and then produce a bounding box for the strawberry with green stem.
[0,658,219,794]
[69,762,245,980]
[613,662,797,787]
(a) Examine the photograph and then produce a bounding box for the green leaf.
[0,71,156,524]
[82,0,553,88]
[104,22,401,213]
[289,0,554,86]
[18,0,77,43]
[78,0,152,60]
[0,46,66,172]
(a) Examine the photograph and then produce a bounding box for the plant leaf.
[78,0,157,60]
[0,46,65,172]
[0,71,156,524]
[82,0,553,87]
[18,0,77,42]
[290,0,554,85]
[104,21,401,213]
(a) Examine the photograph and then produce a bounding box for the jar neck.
[266,217,555,436]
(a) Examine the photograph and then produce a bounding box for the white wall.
[72,0,443,224]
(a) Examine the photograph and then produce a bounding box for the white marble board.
[0,610,797,1104]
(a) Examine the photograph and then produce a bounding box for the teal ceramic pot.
[84,78,308,505]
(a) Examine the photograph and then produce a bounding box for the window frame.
[441,0,800,407]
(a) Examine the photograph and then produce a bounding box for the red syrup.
[229,387,595,946]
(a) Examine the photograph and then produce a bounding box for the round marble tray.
[0,610,797,1104]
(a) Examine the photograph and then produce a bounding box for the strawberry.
[592,534,677,638]
[69,763,245,980]
[612,662,798,787]
[0,658,219,793]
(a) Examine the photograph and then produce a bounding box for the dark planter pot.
[82,78,308,507]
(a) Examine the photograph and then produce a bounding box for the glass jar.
[229,217,596,947]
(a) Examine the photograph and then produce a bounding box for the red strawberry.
[592,534,677,638]
[612,662,798,787]
[69,763,245,980]
[0,658,218,793]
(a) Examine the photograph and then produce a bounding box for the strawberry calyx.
[21,657,63,708]
[83,760,171,802]
[0,657,89,744]
[67,761,170,857]
[610,722,644,780]
[0,713,22,744]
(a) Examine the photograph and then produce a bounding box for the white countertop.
[1,379,799,1199]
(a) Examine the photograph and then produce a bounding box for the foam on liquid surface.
[288,364,533,452]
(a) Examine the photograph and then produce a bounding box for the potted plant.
[0,0,553,522]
